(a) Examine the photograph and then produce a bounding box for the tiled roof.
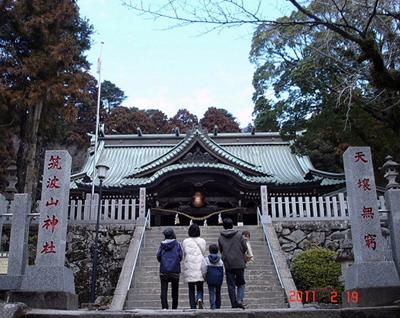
[129,128,267,177]
[71,131,344,189]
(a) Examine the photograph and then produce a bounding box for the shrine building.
[70,128,345,225]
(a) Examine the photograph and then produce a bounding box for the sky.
[78,1,291,127]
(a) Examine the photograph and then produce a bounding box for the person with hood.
[201,244,224,309]
[156,227,183,309]
[218,218,247,309]
[182,223,207,309]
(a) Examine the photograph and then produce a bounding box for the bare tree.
[123,0,400,92]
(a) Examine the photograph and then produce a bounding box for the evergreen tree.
[0,0,93,193]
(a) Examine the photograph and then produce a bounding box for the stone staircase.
[124,225,287,310]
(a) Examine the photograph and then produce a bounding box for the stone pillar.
[138,187,146,218]
[16,150,78,309]
[0,194,30,290]
[381,155,400,275]
[343,147,400,306]
[260,185,268,215]
[0,194,7,251]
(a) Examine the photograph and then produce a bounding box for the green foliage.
[101,80,127,112]
[250,1,400,177]
[291,247,342,297]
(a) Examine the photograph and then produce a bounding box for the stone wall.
[273,220,391,268]
[66,224,134,304]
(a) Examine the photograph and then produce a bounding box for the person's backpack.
[206,265,223,285]
[159,241,182,273]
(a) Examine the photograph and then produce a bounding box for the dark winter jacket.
[156,239,183,274]
[201,253,224,286]
[218,229,247,269]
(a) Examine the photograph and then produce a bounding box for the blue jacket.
[156,239,183,274]
[201,253,224,286]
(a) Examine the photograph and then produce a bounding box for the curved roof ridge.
[126,128,270,178]
[120,162,276,187]
[308,168,345,179]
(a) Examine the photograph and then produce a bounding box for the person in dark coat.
[218,218,247,309]
[201,244,224,309]
[156,228,183,309]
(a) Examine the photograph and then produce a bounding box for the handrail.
[257,208,283,288]
[127,210,150,288]
[257,208,303,308]
[110,210,150,310]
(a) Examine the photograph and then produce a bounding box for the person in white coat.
[182,223,206,309]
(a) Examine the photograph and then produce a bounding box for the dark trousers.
[225,268,245,308]
[160,273,179,309]
[188,281,204,309]
[208,284,222,309]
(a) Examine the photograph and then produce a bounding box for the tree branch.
[362,0,379,37]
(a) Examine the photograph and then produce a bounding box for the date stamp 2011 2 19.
[289,290,360,304]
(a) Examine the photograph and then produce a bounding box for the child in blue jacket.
[156,228,183,309]
[201,244,224,309]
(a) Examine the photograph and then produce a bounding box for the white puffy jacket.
[182,237,206,282]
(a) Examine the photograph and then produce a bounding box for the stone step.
[144,238,266,244]
[144,240,267,252]
[146,226,261,230]
[136,264,276,270]
[138,256,273,263]
[128,283,283,294]
[128,290,284,301]
[140,249,273,257]
[131,278,282,289]
[134,271,278,280]
[124,225,285,310]
[135,275,279,285]
[125,297,286,309]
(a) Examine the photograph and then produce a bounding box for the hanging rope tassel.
[174,213,180,225]
[218,213,222,224]
[189,219,193,225]
[203,219,207,227]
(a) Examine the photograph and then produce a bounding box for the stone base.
[343,287,400,307]
[20,265,75,293]
[8,291,78,310]
[0,302,28,318]
[344,261,400,290]
[0,275,23,290]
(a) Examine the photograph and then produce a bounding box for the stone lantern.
[5,160,17,200]
[380,155,400,190]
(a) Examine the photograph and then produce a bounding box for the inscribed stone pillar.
[139,187,146,218]
[385,189,400,274]
[260,185,268,216]
[343,147,400,296]
[0,194,30,290]
[20,151,76,298]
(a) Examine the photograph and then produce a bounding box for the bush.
[291,247,342,302]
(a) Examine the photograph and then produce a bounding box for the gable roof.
[71,130,345,190]
[127,128,268,178]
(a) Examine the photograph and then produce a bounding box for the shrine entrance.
[147,171,260,226]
